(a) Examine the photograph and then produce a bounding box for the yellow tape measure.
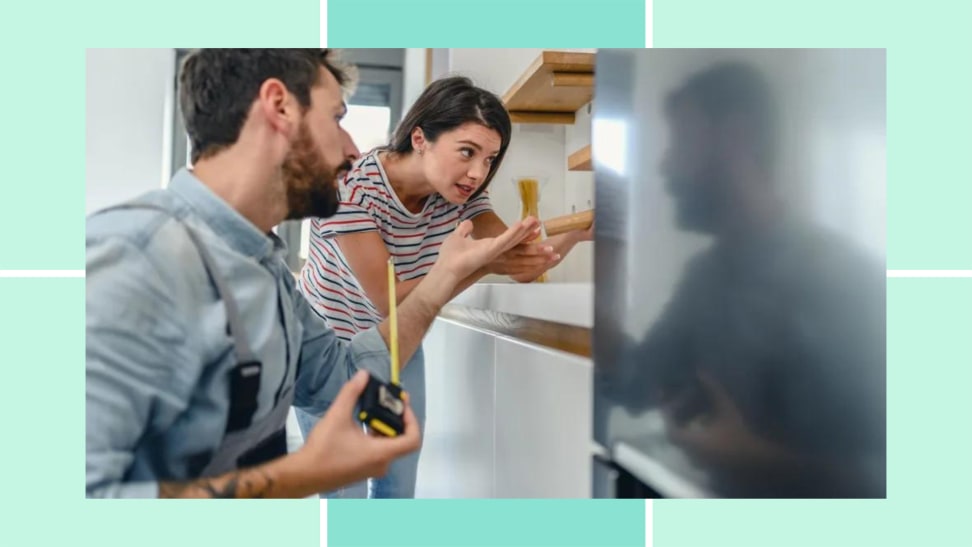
[388,257,399,385]
[354,257,407,437]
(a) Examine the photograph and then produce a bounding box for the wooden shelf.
[503,51,595,124]
[509,112,576,124]
[567,144,592,171]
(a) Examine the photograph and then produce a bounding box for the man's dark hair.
[179,49,356,163]
[665,62,778,170]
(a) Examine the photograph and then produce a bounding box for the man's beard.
[282,121,351,220]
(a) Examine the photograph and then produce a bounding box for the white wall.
[429,49,450,81]
[446,49,596,283]
[562,102,595,283]
[86,48,175,214]
[402,48,427,114]
[449,48,545,97]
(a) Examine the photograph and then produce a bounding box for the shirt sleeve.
[86,235,193,498]
[315,178,382,239]
[291,289,391,417]
[459,191,493,222]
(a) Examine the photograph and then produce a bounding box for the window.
[295,51,405,268]
[299,103,393,261]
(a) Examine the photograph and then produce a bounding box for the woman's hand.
[434,217,543,284]
[498,226,593,283]
[579,220,594,242]
[485,241,560,280]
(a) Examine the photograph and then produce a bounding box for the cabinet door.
[494,339,593,498]
[417,319,497,498]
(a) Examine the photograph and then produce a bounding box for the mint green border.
[327,0,646,48]
[325,3,648,546]
[655,0,972,269]
[652,1,972,545]
[329,500,645,547]
[653,279,972,547]
[0,278,319,546]
[2,0,320,270]
[19,1,963,546]
[2,2,323,546]
[327,0,645,547]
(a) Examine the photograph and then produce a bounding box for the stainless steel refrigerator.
[591,49,887,498]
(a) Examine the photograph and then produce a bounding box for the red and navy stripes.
[298,152,492,340]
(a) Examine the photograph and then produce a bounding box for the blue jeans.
[295,345,426,499]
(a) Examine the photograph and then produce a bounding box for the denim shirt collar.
[169,168,286,261]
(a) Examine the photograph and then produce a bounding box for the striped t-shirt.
[297,151,493,340]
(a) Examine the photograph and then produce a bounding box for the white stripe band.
[0,270,85,278]
[887,270,972,278]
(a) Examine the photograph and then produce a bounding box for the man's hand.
[661,373,790,469]
[294,370,421,492]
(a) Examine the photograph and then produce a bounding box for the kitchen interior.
[86,48,886,499]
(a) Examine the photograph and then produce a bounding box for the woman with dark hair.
[295,76,593,498]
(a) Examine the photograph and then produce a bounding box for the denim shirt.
[86,169,391,498]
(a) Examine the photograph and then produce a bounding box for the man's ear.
[718,112,758,171]
[258,78,299,137]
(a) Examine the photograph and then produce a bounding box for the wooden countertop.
[437,303,592,358]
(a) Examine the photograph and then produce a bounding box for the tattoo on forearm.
[201,472,240,498]
[158,469,275,498]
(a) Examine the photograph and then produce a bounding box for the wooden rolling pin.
[543,209,594,236]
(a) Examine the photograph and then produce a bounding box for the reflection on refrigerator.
[592,49,887,498]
